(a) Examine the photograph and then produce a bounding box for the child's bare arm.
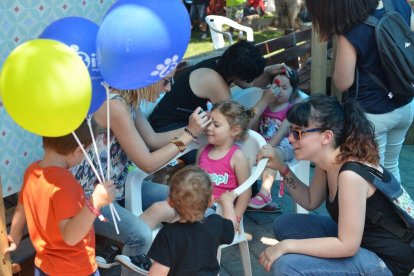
[4,203,26,254]
[268,119,290,147]
[218,191,237,225]
[233,151,252,223]
[249,88,276,130]
[59,181,114,246]
[149,261,170,276]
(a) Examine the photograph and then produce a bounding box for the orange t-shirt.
[19,161,97,275]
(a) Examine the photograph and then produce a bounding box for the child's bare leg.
[259,148,285,196]
[139,201,178,229]
[249,148,285,209]
[260,167,276,196]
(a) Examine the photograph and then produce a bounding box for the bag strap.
[340,161,414,243]
[382,0,395,13]
[360,67,391,93]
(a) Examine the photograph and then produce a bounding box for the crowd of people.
[4,0,414,275]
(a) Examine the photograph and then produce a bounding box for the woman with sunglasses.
[71,76,211,275]
[257,94,413,275]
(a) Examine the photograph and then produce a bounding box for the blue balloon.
[97,0,191,89]
[39,16,106,115]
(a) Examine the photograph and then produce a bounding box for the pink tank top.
[198,144,240,200]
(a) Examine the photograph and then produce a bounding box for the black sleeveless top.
[326,187,414,275]
[149,58,221,130]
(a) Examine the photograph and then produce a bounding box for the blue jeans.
[95,181,168,276]
[271,214,392,275]
[366,99,414,183]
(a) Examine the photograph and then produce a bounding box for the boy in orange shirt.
[5,121,115,275]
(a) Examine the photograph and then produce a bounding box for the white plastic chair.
[232,87,311,214]
[205,15,254,49]
[214,129,268,276]
[125,130,267,275]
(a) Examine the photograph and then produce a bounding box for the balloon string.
[87,116,105,182]
[109,203,120,235]
[72,131,106,222]
[72,131,103,184]
[106,88,111,181]
[72,131,120,230]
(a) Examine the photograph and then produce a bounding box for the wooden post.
[330,36,342,100]
[0,176,12,276]
[310,27,327,94]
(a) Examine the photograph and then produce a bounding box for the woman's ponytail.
[337,101,379,164]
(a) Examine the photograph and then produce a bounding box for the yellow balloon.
[0,39,91,137]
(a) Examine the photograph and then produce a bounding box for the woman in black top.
[149,40,286,132]
[258,95,413,275]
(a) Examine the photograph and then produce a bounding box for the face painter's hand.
[187,107,212,136]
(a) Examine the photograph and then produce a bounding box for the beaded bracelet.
[280,165,290,177]
[278,165,290,197]
[184,128,198,143]
[85,196,102,217]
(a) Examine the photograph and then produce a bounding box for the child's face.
[206,110,237,146]
[272,75,292,104]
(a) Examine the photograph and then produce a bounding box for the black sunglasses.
[163,77,174,86]
[289,126,326,140]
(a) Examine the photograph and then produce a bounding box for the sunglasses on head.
[289,126,326,140]
[163,77,174,86]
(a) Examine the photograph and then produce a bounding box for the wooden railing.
[176,28,312,76]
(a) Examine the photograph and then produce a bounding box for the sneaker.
[246,202,282,213]
[201,32,208,40]
[248,192,272,209]
[96,244,121,269]
[115,254,152,275]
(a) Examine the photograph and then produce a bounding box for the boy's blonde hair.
[169,166,212,222]
[211,100,254,141]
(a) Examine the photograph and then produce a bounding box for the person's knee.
[271,255,301,276]
[273,214,296,240]
[123,219,152,248]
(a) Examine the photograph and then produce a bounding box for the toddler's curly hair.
[169,166,212,222]
[212,100,255,141]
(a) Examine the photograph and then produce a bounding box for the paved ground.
[101,145,414,276]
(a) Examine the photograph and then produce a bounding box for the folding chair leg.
[239,240,252,276]
[217,246,222,276]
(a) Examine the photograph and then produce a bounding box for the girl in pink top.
[248,67,305,211]
[197,101,254,230]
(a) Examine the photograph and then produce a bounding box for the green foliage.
[184,27,284,58]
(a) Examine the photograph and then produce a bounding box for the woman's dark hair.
[217,40,266,82]
[287,94,379,164]
[306,0,379,41]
